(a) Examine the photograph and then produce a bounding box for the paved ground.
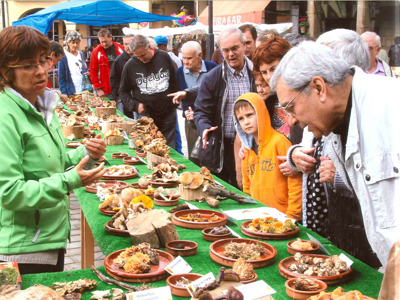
[64,112,188,271]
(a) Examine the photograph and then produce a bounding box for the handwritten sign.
[186,272,215,297]
[126,286,172,300]
[165,256,192,275]
[235,280,276,299]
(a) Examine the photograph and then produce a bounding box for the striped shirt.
[224,61,251,139]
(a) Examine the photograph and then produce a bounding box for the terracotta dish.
[209,238,277,268]
[123,156,141,165]
[154,195,180,207]
[285,278,328,300]
[241,220,300,240]
[105,220,129,237]
[102,168,138,180]
[287,239,320,255]
[66,142,82,148]
[166,273,203,297]
[99,207,116,217]
[202,227,232,242]
[166,240,198,257]
[111,152,129,159]
[104,249,174,283]
[278,254,353,285]
[306,293,376,300]
[150,180,180,188]
[172,209,227,229]
[85,180,129,194]
[239,273,258,284]
[135,150,147,158]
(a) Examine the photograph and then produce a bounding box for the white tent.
[123,22,293,37]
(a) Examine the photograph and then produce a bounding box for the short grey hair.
[270,41,350,91]
[130,35,149,52]
[123,34,134,41]
[218,27,245,47]
[361,31,381,47]
[182,41,202,55]
[317,29,370,71]
[147,37,157,49]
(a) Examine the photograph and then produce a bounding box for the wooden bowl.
[104,249,174,283]
[241,220,300,240]
[278,254,353,285]
[202,227,232,242]
[154,196,180,207]
[105,220,129,237]
[123,156,141,165]
[209,238,277,269]
[166,240,198,257]
[166,273,203,297]
[287,239,320,255]
[285,278,328,300]
[172,209,227,230]
[112,152,129,159]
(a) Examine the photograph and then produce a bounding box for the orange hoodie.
[233,93,302,220]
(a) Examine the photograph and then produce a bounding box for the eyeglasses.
[9,58,53,72]
[277,85,307,116]
[221,44,241,54]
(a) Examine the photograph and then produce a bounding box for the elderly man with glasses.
[194,27,255,187]
[270,41,400,269]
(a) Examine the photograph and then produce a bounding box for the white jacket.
[337,67,400,267]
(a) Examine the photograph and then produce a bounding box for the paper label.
[234,280,276,299]
[186,272,215,297]
[339,253,354,270]
[165,256,192,275]
[224,207,296,223]
[126,286,172,300]
[185,201,198,210]
[306,233,331,255]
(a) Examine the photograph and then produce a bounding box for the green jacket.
[0,88,83,255]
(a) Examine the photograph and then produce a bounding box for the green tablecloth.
[21,106,383,299]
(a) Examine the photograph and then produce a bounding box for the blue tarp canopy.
[13,0,179,34]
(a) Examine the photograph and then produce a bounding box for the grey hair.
[123,34,134,41]
[218,27,245,47]
[361,31,381,47]
[130,35,149,52]
[65,31,82,43]
[317,29,370,71]
[147,37,157,49]
[182,41,202,55]
[270,41,350,91]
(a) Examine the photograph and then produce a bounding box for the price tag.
[165,256,192,275]
[186,272,215,297]
[306,233,331,255]
[185,201,198,210]
[234,280,276,299]
[339,253,354,270]
[126,286,172,300]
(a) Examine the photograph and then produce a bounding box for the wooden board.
[62,125,85,139]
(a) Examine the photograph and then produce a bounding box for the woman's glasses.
[9,58,53,72]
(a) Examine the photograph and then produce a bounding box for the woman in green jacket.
[0,26,107,274]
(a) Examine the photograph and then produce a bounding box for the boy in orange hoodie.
[233,92,302,220]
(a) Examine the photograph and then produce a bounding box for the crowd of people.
[0,24,399,297]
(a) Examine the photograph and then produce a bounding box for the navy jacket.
[176,60,217,113]
[58,51,87,97]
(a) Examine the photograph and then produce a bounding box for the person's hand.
[319,157,336,183]
[96,89,106,97]
[85,133,107,159]
[202,126,218,149]
[238,143,248,160]
[236,171,243,190]
[138,103,146,114]
[76,156,107,186]
[185,106,194,121]
[292,147,317,174]
[277,156,301,177]
[60,94,68,103]
[168,91,187,104]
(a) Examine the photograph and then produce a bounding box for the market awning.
[198,1,271,26]
[12,0,179,34]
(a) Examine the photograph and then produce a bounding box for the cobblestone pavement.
[64,112,188,271]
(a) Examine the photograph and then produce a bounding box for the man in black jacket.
[194,27,255,187]
[110,34,134,117]
[119,35,178,147]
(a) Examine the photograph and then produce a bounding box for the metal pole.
[1,0,6,29]
[206,0,214,61]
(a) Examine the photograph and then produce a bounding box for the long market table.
[20,103,384,299]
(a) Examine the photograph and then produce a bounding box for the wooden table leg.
[81,209,94,269]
